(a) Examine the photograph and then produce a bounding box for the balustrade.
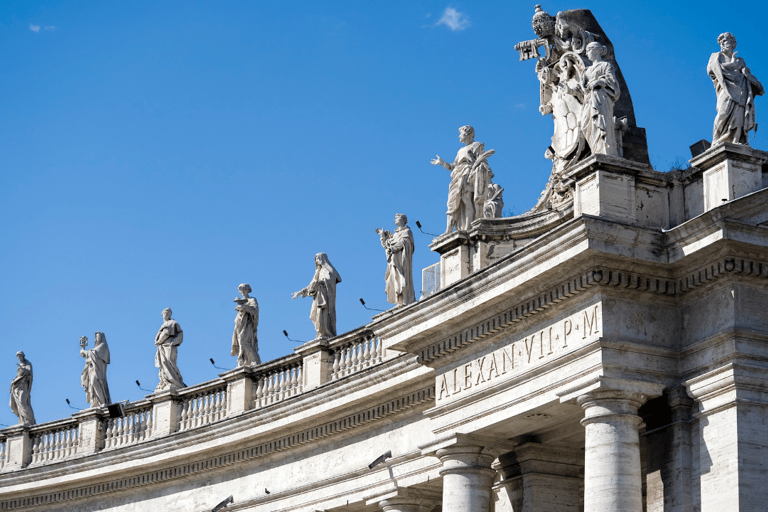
[0,437,5,470]
[30,422,79,464]
[102,406,153,449]
[178,386,227,431]
[253,363,302,408]
[331,335,383,380]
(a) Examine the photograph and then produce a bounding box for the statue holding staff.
[154,307,186,391]
[79,332,111,408]
[375,213,416,307]
[232,283,261,366]
[9,351,35,426]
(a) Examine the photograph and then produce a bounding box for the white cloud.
[436,7,470,31]
[29,24,40,32]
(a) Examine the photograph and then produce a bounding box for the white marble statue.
[232,283,261,367]
[9,351,35,426]
[580,42,621,157]
[376,213,416,307]
[708,32,764,145]
[483,183,505,218]
[79,332,111,408]
[292,253,342,339]
[431,126,495,233]
[154,308,186,391]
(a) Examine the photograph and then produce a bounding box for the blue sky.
[1,1,766,425]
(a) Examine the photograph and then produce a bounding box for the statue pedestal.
[689,143,768,212]
[1,425,31,471]
[294,338,333,391]
[71,408,105,455]
[220,366,256,416]
[150,389,181,437]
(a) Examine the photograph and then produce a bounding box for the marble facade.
[2,7,768,512]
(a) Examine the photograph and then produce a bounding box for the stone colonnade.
[412,385,653,512]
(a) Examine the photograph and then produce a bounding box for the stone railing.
[102,401,153,450]
[178,382,227,432]
[0,327,394,472]
[253,356,303,409]
[29,419,80,465]
[330,333,383,381]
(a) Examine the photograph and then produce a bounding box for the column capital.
[577,388,647,427]
[436,444,496,478]
[366,488,438,512]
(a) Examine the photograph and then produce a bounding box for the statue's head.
[239,283,252,296]
[15,351,24,361]
[718,32,736,51]
[95,331,106,344]
[532,5,555,38]
[586,42,607,61]
[459,125,475,143]
[162,307,172,320]
[395,213,407,227]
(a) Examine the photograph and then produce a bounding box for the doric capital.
[577,388,647,427]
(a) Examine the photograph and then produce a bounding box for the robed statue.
[79,332,111,408]
[292,253,342,339]
[154,307,186,391]
[376,213,416,307]
[9,351,35,426]
[232,283,261,366]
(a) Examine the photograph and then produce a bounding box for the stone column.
[2,425,31,470]
[366,488,437,512]
[437,444,496,512]
[578,389,647,512]
[150,389,181,437]
[221,366,255,416]
[72,408,105,455]
[295,339,333,391]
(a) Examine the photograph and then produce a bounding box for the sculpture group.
[6,6,762,428]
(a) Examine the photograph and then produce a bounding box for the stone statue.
[431,125,495,233]
[708,32,764,145]
[483,183,504,218]
[79,332,111,408]
[154,307,186,391]
[375,213,416,307]
[232,283,261,366]
[581,42,621,157]
[292,253,342,339]
[517,6,650,213]
[9,351,35,426]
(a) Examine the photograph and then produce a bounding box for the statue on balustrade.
[79,332,111,408]
[375,213,416,307]
[708,32,764,145]
[154,307,186,391]
[292,253,342,339]
[431,125,495,233]
[232,283,261,366]
[9,351,35,426]
[516,6,647,213]
[483,183,505,218]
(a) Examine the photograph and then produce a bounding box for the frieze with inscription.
[437,304,600,402]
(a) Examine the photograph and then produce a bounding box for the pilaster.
[295,339,333,390]
[71,408,105,455]
[150,389,181,437]
[220,365,256,416]
[1,426,31,470]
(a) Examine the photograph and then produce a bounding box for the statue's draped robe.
[81,339,111,407]
[302,264,342,338]
[708,52,764,144]
[447,141,483,230]
[9,360,35,425]
[232,297,260,366]
[154,319,186,390]
[581,60,621,156]
[382,226,416,306]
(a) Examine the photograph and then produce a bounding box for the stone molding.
[1,385,435,510]
[414,255,768,367]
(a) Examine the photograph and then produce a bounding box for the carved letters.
[437,304,600,402]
